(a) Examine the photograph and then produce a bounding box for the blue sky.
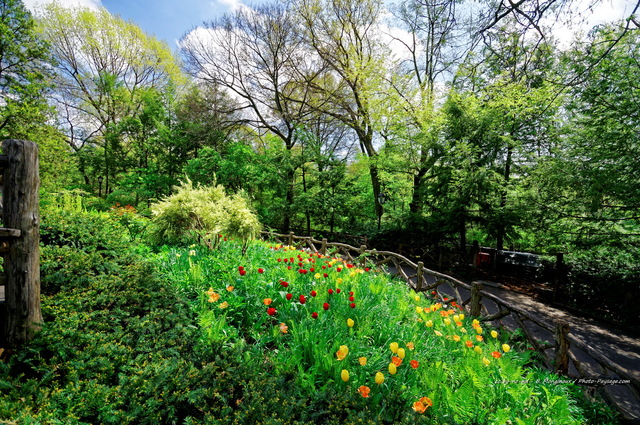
[24,0,245,48]
[100,0,238,47]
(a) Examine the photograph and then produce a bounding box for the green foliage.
[150,179,261,250]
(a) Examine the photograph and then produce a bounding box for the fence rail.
[261,231,640,410]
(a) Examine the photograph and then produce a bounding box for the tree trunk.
[1,140,42,347]
[496,144,512,250]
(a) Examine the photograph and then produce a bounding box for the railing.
[0,139,42,347]
[262,231,640,416]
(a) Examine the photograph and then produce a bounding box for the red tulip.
[280,281,289,288]
[258,268,264,274]
[349,296,355,302]
[323,303,330,310]
[267,307,277,316]
[328,289,334,295]
[311,312,318,319]
[299,295,306,304]
[310,290,317,297]
[350,303,356,309]
[286,293,293,300]
[336,288,341,294]
[239,269,246,276]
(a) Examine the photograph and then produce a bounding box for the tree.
[0,0,51,139]
[37,3,183,193]
[387,0,467,215]
[294,0,393,222]
[180,3,316,231]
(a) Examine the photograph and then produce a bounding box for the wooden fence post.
[416,261,424,291]
[1,140,42,347]
[321,238,327,255]
[288,231,294,247]
[554,321,570,375]
[470,281,483,317]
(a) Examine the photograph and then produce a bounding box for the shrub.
[149,179,261,252]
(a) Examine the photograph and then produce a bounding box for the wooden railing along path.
[262,231,640,418]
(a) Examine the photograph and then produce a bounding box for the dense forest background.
[1,0,639,321]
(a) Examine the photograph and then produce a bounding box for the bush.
[149,179,261,251]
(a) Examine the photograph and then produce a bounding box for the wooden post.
[554,321,570,375]
[416,261,424,291]
[1,140,42,347]
[358,245,367,267]
[321,238,327,255]
[470,281,482,317]
[288,231,294,247]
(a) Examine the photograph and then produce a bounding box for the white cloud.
[214,0,242,12]
[23,0,102,14]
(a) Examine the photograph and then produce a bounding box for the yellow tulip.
[482,357,491,366]
[397,348,406,359]
[359,357,367,366]
[502,344,511,353]
[314,273,321,279]
[389,342,399,353]
[375,371,385,385]
[458,313,465,321]
[414,294,421,302]
[426,320,434,328]
[491,330,498,338]
[474,346,482,354]
[336,278,343,285]
[416,306,423,314]
[388,363,397,375]
[341,369,350,382]
[347,318,355,328]
[443,318,452,326]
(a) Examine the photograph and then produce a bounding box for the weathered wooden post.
[321,238,327,256]
[470,281,483,317]
[288,231,294,247]
[1,140,41,347]
[554,321,570,375]
[416,261,424,291]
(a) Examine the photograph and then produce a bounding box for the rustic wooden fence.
[262,230,640,415]
[0,139,41,347]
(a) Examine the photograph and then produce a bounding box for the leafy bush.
[149,179,261,251]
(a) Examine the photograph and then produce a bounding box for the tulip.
[397,348,406,359]
[267,307,276,316]
[389,342,399,353]
[323,302,330,310]
[410,360,419,369]
[358,357,367,366]
[502,343,511,353]
[341,369,349,382]
[358,385,370,398]
[375,371,385,385]
[388,363,397,375]
[491,330,498,338]
[347,318,355,328]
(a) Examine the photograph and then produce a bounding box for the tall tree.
[180,3,315,231]
[37,3,182,193]
[0,0,51,138]
[295,0,393,221]
[387,0,467,215]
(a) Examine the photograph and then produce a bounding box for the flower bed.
[154,239,594,424]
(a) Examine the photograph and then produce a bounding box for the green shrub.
[149,179,261,252]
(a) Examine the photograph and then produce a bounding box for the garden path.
[387,265,640,424]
